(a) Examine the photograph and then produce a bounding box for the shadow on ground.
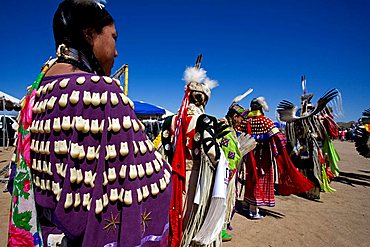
[334,171,370,187]
[234,201,285,219]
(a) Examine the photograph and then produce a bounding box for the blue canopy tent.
[133,101,166,118]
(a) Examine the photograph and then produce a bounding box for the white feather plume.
[72,0,106,5]
[256,96,269,112]
[183,67,207,84]
[233,88,253,103]
[203,78,218,90]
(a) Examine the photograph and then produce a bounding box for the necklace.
[56,44,93,73]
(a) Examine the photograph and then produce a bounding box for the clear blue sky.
[1,0,369,122]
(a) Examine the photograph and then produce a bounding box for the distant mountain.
[337,121,356,129]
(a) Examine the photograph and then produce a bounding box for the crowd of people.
[6,1,346,247]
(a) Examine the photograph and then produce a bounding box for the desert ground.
[1,140,369,247]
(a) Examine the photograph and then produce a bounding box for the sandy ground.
[1,141,370,247]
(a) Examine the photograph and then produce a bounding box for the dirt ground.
[1,140,370,247]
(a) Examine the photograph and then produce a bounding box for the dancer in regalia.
[241,97,314,218]
[277,75,342,199]
[161,56,227,247]
[218,90,256,241]
[8,1,172,246]
[354,108,370,158]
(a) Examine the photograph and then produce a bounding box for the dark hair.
[250,98,262,111]
[53,0,114,74]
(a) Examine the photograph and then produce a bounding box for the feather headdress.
[183,66,218,99]
[254,96,269,112]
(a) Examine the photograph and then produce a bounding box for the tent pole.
[2,97,5,148]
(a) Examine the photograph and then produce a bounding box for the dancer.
[354,108,370,158]
[277,76,342,199]
[161,56,227,246]
[8,1,172,246]
[242,96,314,218]
[219,92,256,241]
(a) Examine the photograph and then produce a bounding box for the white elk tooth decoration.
[91,119,99,134]
[110,188,118,202]
[107,117,112,132]
[95,145,101,159]
[42,160,48,173]
[108,167,117,182]
[91,92,100,106]
[100,91,108,105]
[119,165,127,179]
[76,169,83,184]
[39,141,45,154]
[59,78,70,88]
[40,179,46,190]
[78,145,85,160]
[46,180,51,191]
[70,143,80,159]
[49,79,57,91]
[70,167,77,183]
[83,193,91,207]
[120,142,129,157]
[137,164,145,178]
[91,75,100,83]
[82,119,90,133]
[153,159,161,172]
[103,171,108,186]
[95,199,103,214]
[70,90,80,105]
[151,183,159,196]
[84,170,93,185]
[122,116,131,129]
[47,162,53,175]
[53,117,61,132]
[103,76,113,84]
[124,190,132,205]
[111,118,121,132]
[64,193,73,209]
[47,96,57,110]
[34,140,40,153]
[137,188,143,203]
[110,92,119,106]
[44,119,51,133]
[39,120,44,134]
[37,85,43,97]
[142,185,149,199]
[41,99,48,113]
[99,119,105,133]
[132,119,140,132]
[75,116,85,132]
[36,160,42,172]
[62,116,71,131]
[159,178,167,191]
[83,91,92,105]
[86,146,96,160]
[145,140,154,152]
[120,93,129,105]
[129,165,137,180]
[145,162,154,176]
[76,76,86,85]
[133,141,139,155]
[59,140,68,154]
[74,193,81,207]
[103,193,109,207]
[42,85,49,95]
[59,93,69,108]
[128,98,134,110]
[138,141,147,154]
[118,188,125,202]
[35,176,41,187]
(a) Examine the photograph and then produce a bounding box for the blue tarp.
[133,101,166,116]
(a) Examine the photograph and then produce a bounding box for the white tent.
[0,90,21,111]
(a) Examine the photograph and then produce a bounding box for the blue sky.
[1,0,369,122]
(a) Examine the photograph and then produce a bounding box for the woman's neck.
[45,63,89,77]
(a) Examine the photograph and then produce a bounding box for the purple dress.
[30,73,171,247]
